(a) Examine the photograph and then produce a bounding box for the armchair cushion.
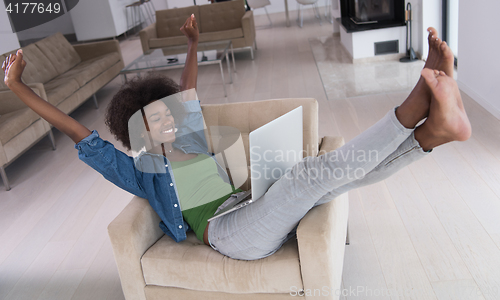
[150,28,244,49]
[156,6,200,38]
[198,0,246,33]
[149,36,189,48]
[198,28,244,43]
[35,32,81,75]
[141,232,303,294]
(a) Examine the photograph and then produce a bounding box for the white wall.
[14,0,165,42]
[0,3,20,54]
[420,0,441,60]
[457,0,500,119]
[448,0,458,56]
[15,13,75,41]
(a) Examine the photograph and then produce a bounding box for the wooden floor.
[1,10,500,300]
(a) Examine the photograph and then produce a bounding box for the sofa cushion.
[35,32,81,75]
[59,53,121,87]
[0,108,41,144]
[43,77,80,106]
[156,6,200,38]
[198,28,244,43]
[198,0,245,33]
[141,232,303,294]
[20,44,59,84]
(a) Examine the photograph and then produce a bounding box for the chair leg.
[92,94,98,109]
[296,2,300,22]
[148,1,156,22]
[143,3,153,26]
[313,3,322,25]
[300,5,303,28]
[264,7,272,27]
[345,223,350,245]
[250,46,254,60]
[1,166,11,191]
[138,5,146,29]
[48,129,56,150]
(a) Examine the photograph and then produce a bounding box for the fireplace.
[340,0,406,32]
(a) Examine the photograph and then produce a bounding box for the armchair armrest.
[139,23,157,54]
[241,10,256,47]
[318,136,345,156]
[0,82,47,115]
[296,136,349,300]
[73,40,123,62]
[107,196,164,300]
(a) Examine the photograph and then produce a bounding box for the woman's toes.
[440,41,454,60]
[427,27,437,42]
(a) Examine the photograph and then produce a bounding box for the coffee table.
[120,40,236,97]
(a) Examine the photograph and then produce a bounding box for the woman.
[2,16,471,260]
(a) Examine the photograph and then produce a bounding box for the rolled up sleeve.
[75,130,147,198]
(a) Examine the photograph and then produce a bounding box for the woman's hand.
[2,49,26,88]
[180,14,199,43]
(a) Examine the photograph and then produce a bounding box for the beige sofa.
[108,98,349,300]
[139,0,257,58]
[0,32,124,190]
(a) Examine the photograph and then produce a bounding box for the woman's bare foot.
[396,27,456,129]
[414,68,472,151]
[424,27,455,77]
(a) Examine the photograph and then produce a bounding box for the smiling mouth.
[161,127,174,134]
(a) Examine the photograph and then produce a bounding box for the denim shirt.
[74,100,223,242]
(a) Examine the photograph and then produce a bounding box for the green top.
[170,154,242,242]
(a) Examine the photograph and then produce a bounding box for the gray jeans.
[207,108,429,260]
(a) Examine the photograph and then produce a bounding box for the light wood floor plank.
[409,155,500,300]
[70,239,124,300]
[431,279,487,300]
[385,167,472,282]
[358,182,438,300]
[5,241,74,300]
[342,189,392,300]
[431,142,500,248]
[57,186,131,271]
[0,168,100,299]
[36,268,87,300]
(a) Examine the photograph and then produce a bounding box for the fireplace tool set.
[400,2,418,62]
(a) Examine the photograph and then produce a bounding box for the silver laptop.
[208,106,303,221]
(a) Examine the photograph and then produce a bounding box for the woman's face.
[143,100,176,145]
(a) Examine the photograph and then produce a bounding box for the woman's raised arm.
[2,50,91,144]
[179,14,199,92]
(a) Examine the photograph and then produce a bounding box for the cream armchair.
[108,98,349,300]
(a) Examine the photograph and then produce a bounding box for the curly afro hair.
[105,73,186,150]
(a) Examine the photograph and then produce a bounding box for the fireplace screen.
[352,0,394,23]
